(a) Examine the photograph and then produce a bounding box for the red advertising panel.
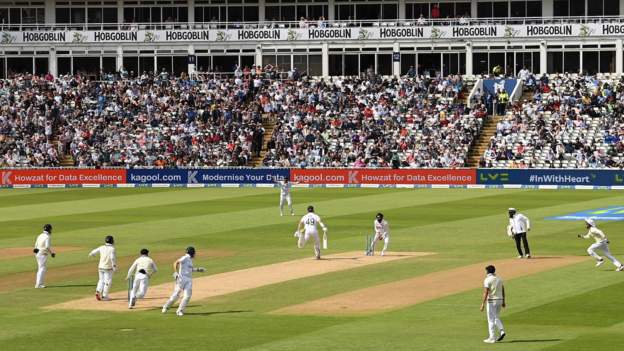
[291,169,476,185]
[0,169,126,185]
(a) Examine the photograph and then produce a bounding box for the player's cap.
[43,224,52,233]
[105,235,114,244]
[186,246,196,257]
[376,213,384,220]
[140,248,149,255]
[584,218,596,227]
[508,208,516,212]
[307,205,314,213]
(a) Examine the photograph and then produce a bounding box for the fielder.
[88,235,117,301]
[480,265,506,344]
[162,247,205,316]
[296,206,328,259]
[508,208,531,258]
[277,176,297,216]
[126,248,158,309]
[578,219,624,271]
[370,213,390,256]
[33,224,56,288]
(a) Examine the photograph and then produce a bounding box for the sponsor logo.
[1,169,125,185]
[1,171,12,185]
[94,31,137,42]
[308,28,352,39]
[22,32,66,42]
[379,27,424,39]
[526,25,572,36]
[479,172,509,182]
[547,207,624,221]
[602,24,624,35]
[165,30,209,41]
[237,29,280,40]
[292,169,476,185]
[452,26,496,37]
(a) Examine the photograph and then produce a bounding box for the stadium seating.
[260,75,486,168]
[481,73,622,169]
[1,73,265,168]
[4,71,624,169]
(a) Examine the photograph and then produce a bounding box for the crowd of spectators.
[1,69,488,169]
[8,68,624,170]
[260,75,487,168]
[480,72,624,169]
[1,70,268,168]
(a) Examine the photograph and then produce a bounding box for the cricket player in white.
[127,248,158,309]
[162,247,205,316]
[370,213,390,256]
[579,219,624,271]
[296,206,327,259]
[277,177,297,216]
[481,265,506,343]
[88,235,117,301]
[34,224,56,288]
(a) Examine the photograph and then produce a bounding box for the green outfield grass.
[1,187,623,350]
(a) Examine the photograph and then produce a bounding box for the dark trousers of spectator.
[497,102,506,116]
[513,232,530,256]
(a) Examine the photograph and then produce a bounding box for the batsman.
[369,213,390,256]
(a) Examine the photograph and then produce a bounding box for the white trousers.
[130,273,150,299]
[35,253,48,287]
[164,277,193,314]
[280,195,293,214]
[298,230,320,257]
[486,300,505,340]
[97,269,114,298]
[588,241,623,267]
[370,234,390,254]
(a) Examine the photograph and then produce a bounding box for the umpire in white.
[507,208,531,258]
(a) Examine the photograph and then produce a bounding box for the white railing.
[510,79,524,102]
[468,79,483,109]
[2,16,624,32]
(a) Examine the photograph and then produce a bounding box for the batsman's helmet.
[43,224,53,233]
[376,213,384,221]
[105,235,114,244]
[307,205,314,213]
[140,248,149,256]
[186,246,196,257]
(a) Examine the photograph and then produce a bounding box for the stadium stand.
[3,1,624,169]
[480,73,624,169]
[260,75,487,168]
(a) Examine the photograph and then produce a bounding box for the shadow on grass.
[183,310,252,316]
[506,339,561,343]
[46,284,93,288]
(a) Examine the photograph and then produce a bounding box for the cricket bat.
[322,233,328,249]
